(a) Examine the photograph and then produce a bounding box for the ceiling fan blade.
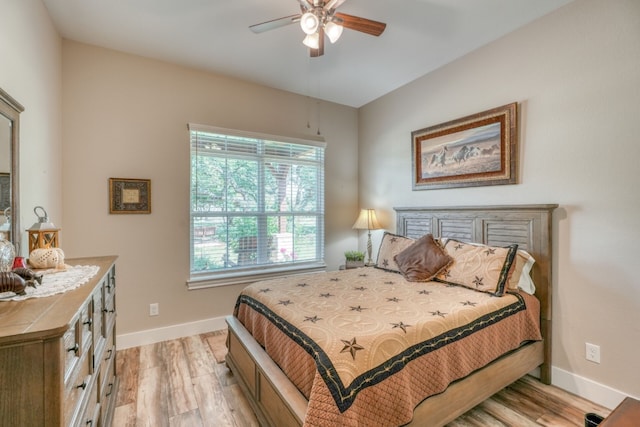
[249,14,300,34]
[335,12,386,36]
[310,27,325,57]
[324,0,347,11]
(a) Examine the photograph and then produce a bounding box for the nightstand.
[600,397,640,426]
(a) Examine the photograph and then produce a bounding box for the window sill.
[186,262,327,290]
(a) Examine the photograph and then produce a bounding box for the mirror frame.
[0,87,24,249]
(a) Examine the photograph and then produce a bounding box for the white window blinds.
[189,124,325,285]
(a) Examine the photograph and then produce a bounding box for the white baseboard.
[116,316,228,350]
[552,366,636,410]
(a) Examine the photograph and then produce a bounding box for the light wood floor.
[113,330,610,427]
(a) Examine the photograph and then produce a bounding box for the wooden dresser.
[0,256,118,427]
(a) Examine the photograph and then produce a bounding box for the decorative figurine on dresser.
[0,210,119,426]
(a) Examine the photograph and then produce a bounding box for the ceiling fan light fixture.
[302,32,320,49]
[324,21,343,43]
[250,1,387,58]
[300,12,320,35]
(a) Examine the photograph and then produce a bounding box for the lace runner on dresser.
[0,264,100,301]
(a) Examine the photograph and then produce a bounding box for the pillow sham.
[434,239,518,296]
[439,238,536,295]
[394,234,453,282]
[374,232,415,274]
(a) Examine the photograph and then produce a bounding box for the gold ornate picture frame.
[109,178,151,214]
[411,103,518,190]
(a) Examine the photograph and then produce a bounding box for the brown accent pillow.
[394,234,453,282]
[435,239,518,296]
[374,232,415,274]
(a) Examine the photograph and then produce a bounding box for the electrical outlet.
[586,342,600,363]
[149,303,159,316]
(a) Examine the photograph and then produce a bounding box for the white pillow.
[515,251,536,294]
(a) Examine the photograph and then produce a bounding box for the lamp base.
[366,231,375,266]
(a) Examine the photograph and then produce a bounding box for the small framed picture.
[109,178,151,214]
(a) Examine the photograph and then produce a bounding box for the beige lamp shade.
[352,209,382,266]
[352,209,382,230]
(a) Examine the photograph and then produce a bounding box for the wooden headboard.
[394,204,557,383]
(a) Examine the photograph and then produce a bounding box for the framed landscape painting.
[411,103,518,190]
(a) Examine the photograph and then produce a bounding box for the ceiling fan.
[249,0,386,57]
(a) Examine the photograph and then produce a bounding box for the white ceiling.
[42,0,572,108]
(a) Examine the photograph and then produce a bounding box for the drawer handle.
[105,348,113,360]
[106,382,114,396]
[76,381,87,390]
[103,308,115,314]
[83,318,92,326]
[67,343,79,353]
[86,420,93,426]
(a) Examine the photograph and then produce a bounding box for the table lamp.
[352,209,382,265]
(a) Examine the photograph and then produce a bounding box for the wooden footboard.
[226,314,544,427]
[226,315,306,427]
[408,340,544,425]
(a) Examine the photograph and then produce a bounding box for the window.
[188,124,326,288]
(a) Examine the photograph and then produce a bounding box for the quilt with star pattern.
[234,267,541,427]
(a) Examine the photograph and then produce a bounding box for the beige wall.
[359,0,640,402]
[60,41,359,336]
[0,0,62,252]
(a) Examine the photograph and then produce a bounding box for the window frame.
[187,124,326,289]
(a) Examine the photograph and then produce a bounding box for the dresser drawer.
[75,377,100,427]
[100,354,118,427]
[64,351,92,426]
[99,329,116,393]
[104,270,116,302]
[103,289,116,331]
[80,303,93,356]
[63,321,80,381]
[92,288,104,343]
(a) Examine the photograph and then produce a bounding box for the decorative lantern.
[27,206,60,253]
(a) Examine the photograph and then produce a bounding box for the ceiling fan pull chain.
[316,101,321,135]
[308,95,312,129]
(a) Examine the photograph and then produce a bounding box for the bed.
[225,204,557,426]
